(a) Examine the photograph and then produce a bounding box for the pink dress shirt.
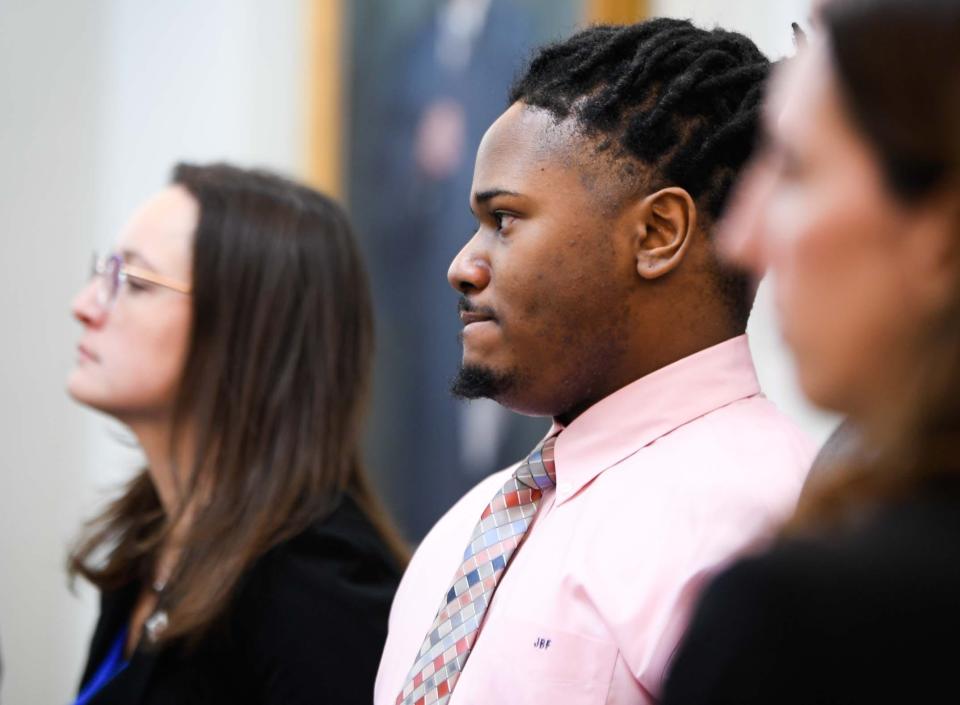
[375,336,814,705]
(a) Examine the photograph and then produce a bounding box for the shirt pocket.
[480,616,618,704]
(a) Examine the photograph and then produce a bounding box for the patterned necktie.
[396,435,559,705]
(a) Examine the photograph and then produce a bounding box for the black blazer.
[662,481,960,704]
[77,494,401,705]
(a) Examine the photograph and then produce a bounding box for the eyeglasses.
[90,252,192,310]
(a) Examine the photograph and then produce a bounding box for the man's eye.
[126,278,149,292]
[494,212,514,231]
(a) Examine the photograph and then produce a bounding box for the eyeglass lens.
[92,253,122,309]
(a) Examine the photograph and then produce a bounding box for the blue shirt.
[73,626,129,705]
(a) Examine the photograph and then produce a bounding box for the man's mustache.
[458,296,497,321]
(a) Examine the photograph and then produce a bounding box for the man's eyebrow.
[473,188,521,205]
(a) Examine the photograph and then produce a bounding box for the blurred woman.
[68,163,405,704]
[662,0,960,702]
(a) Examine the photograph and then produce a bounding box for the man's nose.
[447,234,491,294]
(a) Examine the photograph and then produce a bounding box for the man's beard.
[450,364,517,400]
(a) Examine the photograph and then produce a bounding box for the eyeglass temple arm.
[122,263,192,294]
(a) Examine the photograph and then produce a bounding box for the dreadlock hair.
[509,19,772,330]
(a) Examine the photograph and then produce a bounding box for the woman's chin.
[66,370,87,401]
[66,373,108,412]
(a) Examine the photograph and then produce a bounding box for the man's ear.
[631,187,698,280]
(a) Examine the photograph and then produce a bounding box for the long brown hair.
[791,0,960,529]
[69,163,407,643]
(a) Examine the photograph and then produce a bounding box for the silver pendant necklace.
[144,577,169,643]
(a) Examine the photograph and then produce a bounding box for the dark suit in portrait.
[353,0,559,540]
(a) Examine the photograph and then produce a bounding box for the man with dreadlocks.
[376,19,814,705]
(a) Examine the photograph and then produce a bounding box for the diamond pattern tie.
[395,435,559,705]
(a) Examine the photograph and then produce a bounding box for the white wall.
[0,5,109,702]
[652,0,814,60]
[0,1,307,702]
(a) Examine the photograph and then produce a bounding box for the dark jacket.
[662,481,960,704]
[77,494,401,705]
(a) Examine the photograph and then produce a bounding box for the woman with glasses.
[67,163,405,704]
[661,0,960,702]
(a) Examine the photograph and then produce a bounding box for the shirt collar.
[547,335,761,505]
